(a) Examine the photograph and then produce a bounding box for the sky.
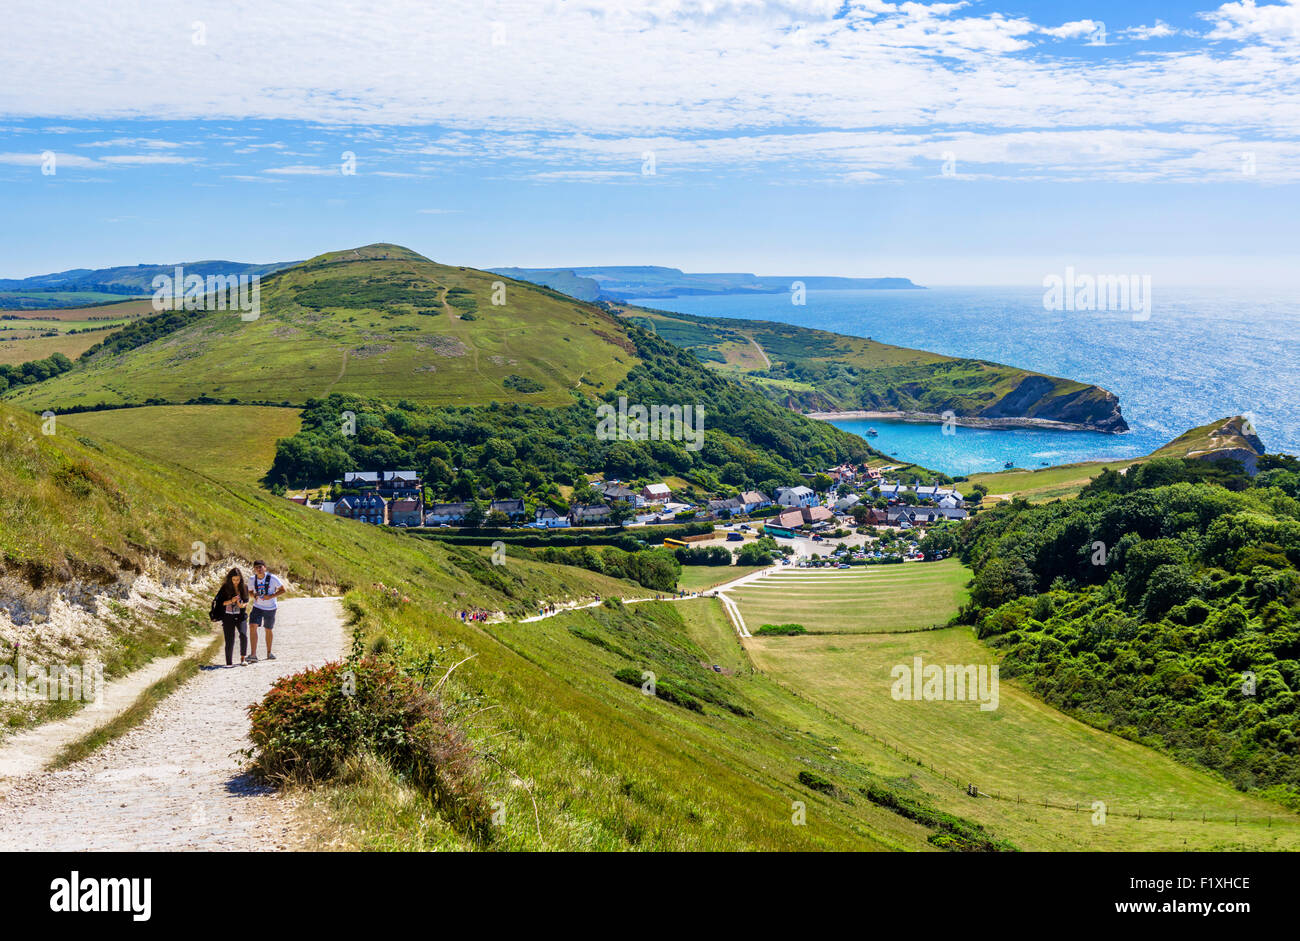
[1,0,1298,286]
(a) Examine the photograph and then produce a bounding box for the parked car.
[727,532,744,542]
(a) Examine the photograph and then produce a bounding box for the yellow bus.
[662,538,689,548]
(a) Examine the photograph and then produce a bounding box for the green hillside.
[619,305,1127,432]
[4,359,1296,850]
[0,399,994,851]
[8,244,637,412]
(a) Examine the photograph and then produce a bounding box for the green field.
[9,245,638,412]
[64,404,303,484]
[746,626,1299,849]
[725,559,971,634]
[675,564,768,593]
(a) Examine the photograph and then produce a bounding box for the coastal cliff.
[615,306,1129,435]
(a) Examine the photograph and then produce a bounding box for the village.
[290,462,976,563]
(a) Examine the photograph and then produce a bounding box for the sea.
[627,285,1300,477]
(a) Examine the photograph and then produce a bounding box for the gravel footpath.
[0,597,343,851]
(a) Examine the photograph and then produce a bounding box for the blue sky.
[2,0,1298,285]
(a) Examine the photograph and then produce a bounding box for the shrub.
[756,623,807,636]
[246,655,492,840]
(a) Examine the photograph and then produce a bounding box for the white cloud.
[0,151,98,167]
[0,1,1296,184]
[100,154,197,164]
[262,165,340,176]
[1202,0,1300,43]
[1122,20,1179,40]
[1040,19,1104,40]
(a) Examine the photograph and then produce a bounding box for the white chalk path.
[515,565,784,640]
[0,597,344,851]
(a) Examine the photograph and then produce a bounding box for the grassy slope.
[9,245,637,412]
[747,626,1298,849]
[63,405,303,485]
[619,305,1111,418]
[0,401,958,849]
[6,401,1293,849]
[967,415,1258,503]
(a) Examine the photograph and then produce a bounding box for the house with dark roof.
[425,502,471,525]
[597,482,637,504]
[489,498,527,521]
[802,505,834,526]
[707,496,745,517]
[570,504,614,526]
[773,509,805,530]
[336,492,388,526]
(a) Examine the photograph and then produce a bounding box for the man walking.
[246,560,286,662]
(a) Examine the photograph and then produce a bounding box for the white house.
[532,505,571,528]
[776,485,817,508]
[834,493,862,512]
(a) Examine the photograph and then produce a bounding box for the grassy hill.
[7,245,638,412]
[619,305,1127,432]
[968,416,1268,503]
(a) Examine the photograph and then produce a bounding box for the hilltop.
[7,245,639,411]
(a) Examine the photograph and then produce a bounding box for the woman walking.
[213,568,250,667]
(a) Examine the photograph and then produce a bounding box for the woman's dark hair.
[219,568,249,603]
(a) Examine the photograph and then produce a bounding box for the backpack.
[209,593,224,622]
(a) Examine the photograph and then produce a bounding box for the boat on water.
[866,427,878,437]
[1004,461,1014,469]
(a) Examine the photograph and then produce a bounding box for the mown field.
[725,559,971,634]
[746,625,1299,849]
[64,404,302,484]
[675,563,768,593]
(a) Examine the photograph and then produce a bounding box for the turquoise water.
[628,286,1300,476]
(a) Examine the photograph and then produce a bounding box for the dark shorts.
[250,607,277,629]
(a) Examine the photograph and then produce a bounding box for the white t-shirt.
[252,573,284,610]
